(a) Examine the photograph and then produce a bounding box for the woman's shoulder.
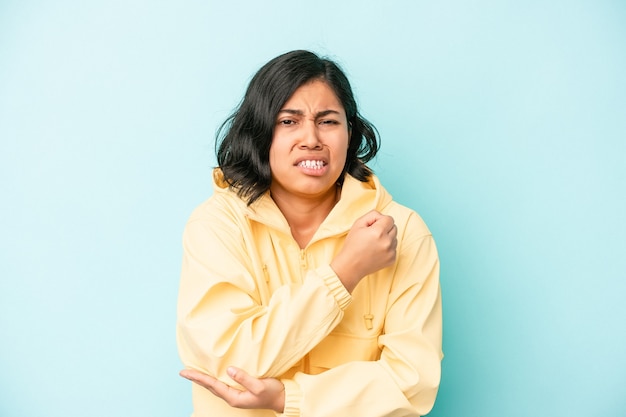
[186,190,248,230]
[383,200,432,241]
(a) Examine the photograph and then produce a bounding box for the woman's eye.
[320,120,339,125]
[279,119,295,125]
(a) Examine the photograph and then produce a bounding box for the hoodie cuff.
[276,378,302,417]
[317,264,352,310]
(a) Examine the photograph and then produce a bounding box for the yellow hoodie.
[177,169,443,417]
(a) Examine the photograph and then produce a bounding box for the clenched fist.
[330,210,397,293]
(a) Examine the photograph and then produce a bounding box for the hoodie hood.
[212,168,394,243]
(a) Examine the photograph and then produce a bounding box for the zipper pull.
[363,314,374,330]
[262,264,269,283]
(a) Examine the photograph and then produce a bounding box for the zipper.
[299,249,307,270]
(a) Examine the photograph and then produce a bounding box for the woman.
[177,50,443,417]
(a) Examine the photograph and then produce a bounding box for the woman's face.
[269,80,349,202]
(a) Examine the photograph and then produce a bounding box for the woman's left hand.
[179,366,285,413]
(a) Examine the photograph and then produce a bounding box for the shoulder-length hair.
[216,49,379,205]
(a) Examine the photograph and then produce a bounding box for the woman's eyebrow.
[277,109,305,116]
[316,109,341,118]
[277,109,342,117]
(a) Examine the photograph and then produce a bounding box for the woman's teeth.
[298,160,325,169]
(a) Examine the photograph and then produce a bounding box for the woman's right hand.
[330,210,397,293]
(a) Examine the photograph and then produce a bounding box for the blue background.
[1,1,625,416]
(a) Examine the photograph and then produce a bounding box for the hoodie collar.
[213,168,393,243]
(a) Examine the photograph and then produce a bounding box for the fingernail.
[227,367,236,377]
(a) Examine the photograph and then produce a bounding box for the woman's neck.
[270,186,340,249]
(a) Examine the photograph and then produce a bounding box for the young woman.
[177,50,443,417]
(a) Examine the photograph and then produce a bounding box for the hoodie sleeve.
[176,204,352,384]
[279,214,443,417]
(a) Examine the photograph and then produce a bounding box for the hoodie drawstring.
[363,277,374,330]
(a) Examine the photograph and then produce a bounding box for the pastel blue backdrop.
[1,1,624,416]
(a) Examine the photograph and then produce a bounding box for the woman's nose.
[298,121,322,149]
